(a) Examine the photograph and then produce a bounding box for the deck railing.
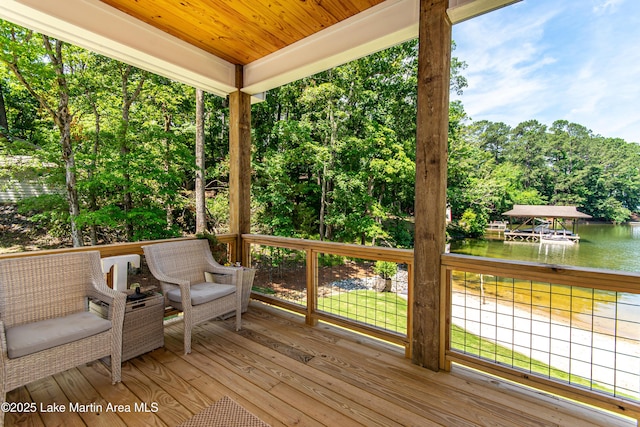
[441,253,640,419]
[241,234,413,354]
[0,235,236,259]
[2,235,638,419]
[243,236,639,419]
[0,234,238,288]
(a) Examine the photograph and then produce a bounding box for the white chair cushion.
[166,282,235,306]
[6,311,112,359]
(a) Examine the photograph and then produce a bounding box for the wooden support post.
[406,261,414,358]
[229,65,251,264]
[440,265,452,371]
[306,249,318,326]
[412,0,452,371]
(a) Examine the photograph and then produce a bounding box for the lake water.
[449,223,640,399]
[449,223,640,273]
[450,222,640,320]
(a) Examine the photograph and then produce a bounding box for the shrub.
[373,260,397,279]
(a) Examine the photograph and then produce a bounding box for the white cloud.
[452,0,640,143]
[593,0,625,15]
[452,5,561,123]
[562,50,640,141]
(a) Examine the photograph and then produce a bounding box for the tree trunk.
[60,113,83,247]
[120,70,132,241]
[319,164,327,240]
[319,99,338,241]
[47,38,83,247]
[0,84,8,136]
[119,118,132,241]
[89,99,100,245]
[119,65,145,241]
[383,278,392,292]
[162,103,173,228]
[195,88,207,234]
[2,34,83,246]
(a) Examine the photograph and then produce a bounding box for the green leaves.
[373,261,398,279]
[3,17,638,248]
[460,117,640,224]
[252,39,433,244]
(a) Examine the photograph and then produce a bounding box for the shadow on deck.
[5,302,634,426]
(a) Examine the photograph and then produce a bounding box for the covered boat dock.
[502,205,592,243]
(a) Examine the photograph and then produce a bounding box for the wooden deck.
[5,302,635,427]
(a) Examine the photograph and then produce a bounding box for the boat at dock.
[500,205,591,244]
[540,233,576,244]
[485,220,507,233]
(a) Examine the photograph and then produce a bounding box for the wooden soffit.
[1,0,519,97]
[98,0,388,66]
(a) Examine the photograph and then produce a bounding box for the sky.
[450,0,640,143]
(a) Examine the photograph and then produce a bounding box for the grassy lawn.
[315,290,623,398]
[317,290,407,334]
[451,324,593,391]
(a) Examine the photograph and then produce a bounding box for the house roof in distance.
[502,205,592,219]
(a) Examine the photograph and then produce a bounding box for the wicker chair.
[0,251,126,425]
[142,239,243,354]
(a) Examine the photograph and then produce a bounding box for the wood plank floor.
[5,302,636,427]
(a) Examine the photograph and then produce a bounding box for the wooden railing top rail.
[242,234,414,263]
[0,234,238,260]
[6,237,636,294]
[442,253,640,294]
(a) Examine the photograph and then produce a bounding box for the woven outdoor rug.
[177,396,271,427]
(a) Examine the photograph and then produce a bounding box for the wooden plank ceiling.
[2,0,519,96]
[99,0,386,65]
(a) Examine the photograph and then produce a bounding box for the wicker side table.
[90,292,165,361]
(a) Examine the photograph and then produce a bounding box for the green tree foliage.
[373,260,397,279]
[0,21,86,245]
[1,20,639,249]
[464,117,640,224]
[0,21,203,243]
[252,40,427,246]
[67,56,195,242]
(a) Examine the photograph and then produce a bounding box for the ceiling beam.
[0,0,236,97]
[447,0,521,24]
[243,0,520,94]
[0,0,519,97]
[242,0,419,95]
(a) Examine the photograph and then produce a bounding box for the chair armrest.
[88,279,126,306]
[149,270,191,288]
[206,271,231,284]
[87,281,119,305]
[145,272,193,311]
[88,282,127,331]
[204,263,243,288]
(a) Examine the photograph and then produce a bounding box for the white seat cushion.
[166,282,235,306]
[6,312,112,359]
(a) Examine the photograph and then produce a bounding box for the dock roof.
[502,205,592,219]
